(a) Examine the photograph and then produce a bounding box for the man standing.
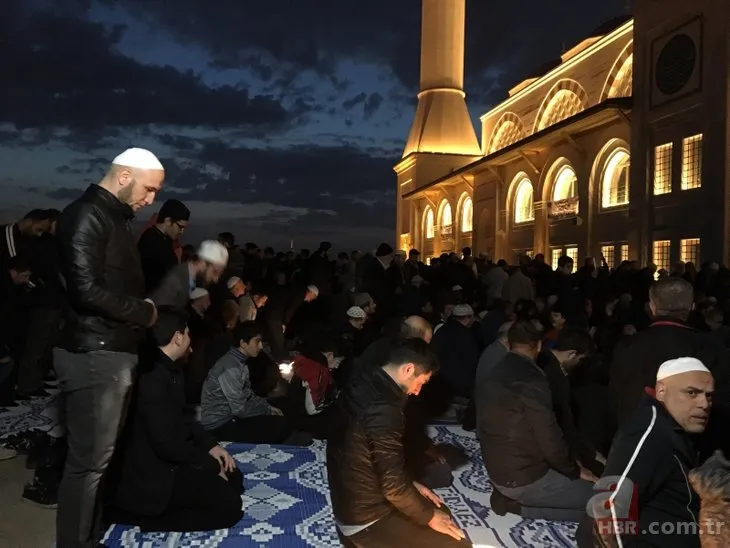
[327,338,468,546]
[54,147,163,548]
[137,199,190,292]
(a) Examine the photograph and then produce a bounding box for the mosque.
[395,0,730,271]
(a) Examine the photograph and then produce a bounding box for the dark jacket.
[137,225,179,293]
[56,185,154,353]
[116,351,218,516]
[148,262,192,313]
[430,318,480,398]
[576,395,701,548]
[475,351,579,487]
[539,351,602,476]
[610,319,730,427]
[326,365,434,527]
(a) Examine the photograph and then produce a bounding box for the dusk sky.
[2,0,628,250]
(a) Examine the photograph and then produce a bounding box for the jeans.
[493,468,594,521]
[54,348,137,548]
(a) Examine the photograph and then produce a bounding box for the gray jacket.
[200,348,271,430]
[238,294,257,322]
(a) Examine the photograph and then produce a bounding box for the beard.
[117,180,136,206]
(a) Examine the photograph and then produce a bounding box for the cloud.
[0,7,303,132]
[90,0,628,106]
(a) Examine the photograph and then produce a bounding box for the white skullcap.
[112,148,164,171]
[412,275,424,283]
[307,285,319,296]
[190,287,209,300]
[227,276,242,289]
[452,285,463,291]
[197,240,228,267]
[656,357,711,382]
[452,304,474,317]
[347,306,366,319]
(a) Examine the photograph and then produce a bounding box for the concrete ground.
[0,455,55,548]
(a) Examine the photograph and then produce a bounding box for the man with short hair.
[113,308,243,532]
[610,277,729,427]
[200,321,308,445]
[54,147,163,548]
[0,209,55,268]
[578,357,712,548]
[476,321,595,521]
[137,199,190,292]
[327,338,468,546]
[538,328,604,476]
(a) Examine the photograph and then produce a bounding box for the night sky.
[1,0,628,250]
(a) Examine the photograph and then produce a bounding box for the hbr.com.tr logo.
[587,476,640,535]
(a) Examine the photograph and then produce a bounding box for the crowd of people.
[1,146,730,548]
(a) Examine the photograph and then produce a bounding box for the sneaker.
[22,481,58,509]
[0,447,17,460]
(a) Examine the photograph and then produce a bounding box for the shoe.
[0,447,17,461]
[22,480,58,508]
[490,489,522,517]
[2,429,45,454]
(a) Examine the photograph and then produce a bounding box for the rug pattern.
[101,426,577,548]
[0,400,578,547]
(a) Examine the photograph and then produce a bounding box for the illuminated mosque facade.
[395,0,730,271]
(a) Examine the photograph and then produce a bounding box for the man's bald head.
[403,315,433,344]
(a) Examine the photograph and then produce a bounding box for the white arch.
[512,177,535,224]
[601,148,630,208]
[608,54,633,98]
[552,164,578,201]
[538,90,584,131]
[461,196,473,232]
[438,200,453,227]
[424,208,435,239]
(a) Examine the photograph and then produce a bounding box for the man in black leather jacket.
[327,338,469,547]
[53,147,164,548]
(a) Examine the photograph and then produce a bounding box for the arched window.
[601,149,630,208]
[552,165,578,201]
[440,201,453,227]
[608,54,633,98]
[461,197,473,232]
[424,208,435,239]
[537,90,584,131]
[513,178,535,224]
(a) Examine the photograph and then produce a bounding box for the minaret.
[402,0,481,157]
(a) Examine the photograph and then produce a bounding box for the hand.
[144,298,157,327]
[209,445,236,473]
[218,469,228,481]
[413,481,442,507]
[595,452,607,465]
[269,406,284,416]
[428,510,465,541]
[281,324,286,333]
[580,466,599,483]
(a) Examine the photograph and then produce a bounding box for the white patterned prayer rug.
[102,426,578,547]
[0,401,578,547]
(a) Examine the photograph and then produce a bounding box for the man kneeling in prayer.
[113,308,244,532]
[327,338,469,547]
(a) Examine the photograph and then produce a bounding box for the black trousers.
[139,467,243,533]
[339,504,472,548]
[210,415,292,444]
[18,307,61,395]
